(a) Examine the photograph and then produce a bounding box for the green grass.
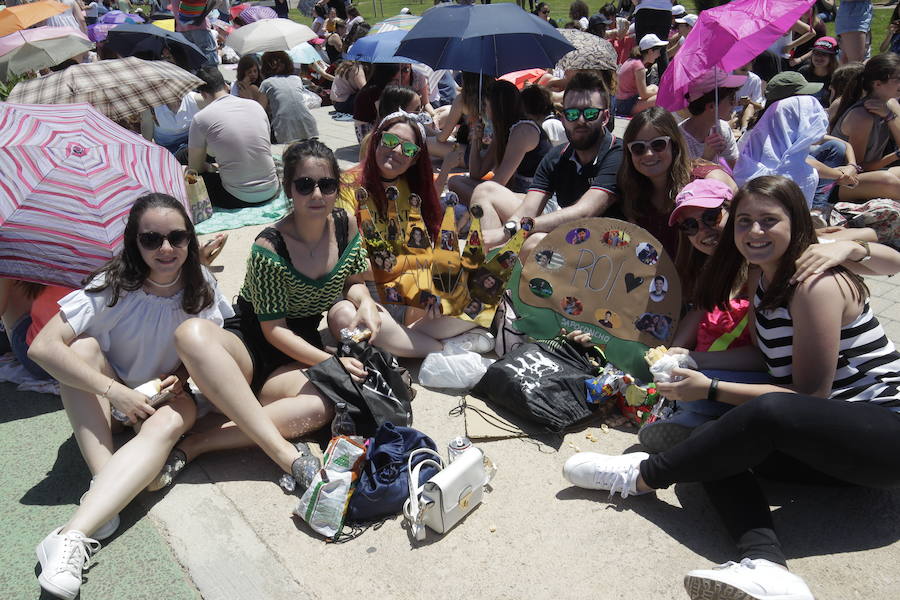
[290,0,894,55]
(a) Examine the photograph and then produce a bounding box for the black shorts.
[225,296,324,392]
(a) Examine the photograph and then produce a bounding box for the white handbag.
[403,447,486,541]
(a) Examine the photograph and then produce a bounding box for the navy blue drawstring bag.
[346,423,440,524]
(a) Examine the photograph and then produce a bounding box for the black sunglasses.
[627,136,671,156]
[562,106,605,122]
[677,208,723,236]
[138,229,191,250]
[293,176,339,196]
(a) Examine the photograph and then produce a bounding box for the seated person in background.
[470,72,623,253]
[830,53,900,198]
[259,51,319,144]
[678,68,745,169]
[730,62,764,134]
[0,279,74,381]
[521,84,566,147]
[615,34,666,117]
[449,80,552,204]
[188,67,281,209]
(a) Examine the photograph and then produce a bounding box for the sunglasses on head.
[540,8,550,13]
[562,106,605,122]
[627,136,671,155]
[677,208,723,236]
[293,176,339,196]
[138,230,191,250]
[380,131,420,158]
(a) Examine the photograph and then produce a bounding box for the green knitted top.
[240,232,369,321]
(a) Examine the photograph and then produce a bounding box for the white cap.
[675,14,697,27]
[627,23,635,36]
[671,4,686,16]
[400,6,411,13]
[639,33,668,52]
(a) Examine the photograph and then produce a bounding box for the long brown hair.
[488,80,528,169]
[696,176,868,312]
[829,53,900,131]
[86,194,214,314]
[617,107,692,222]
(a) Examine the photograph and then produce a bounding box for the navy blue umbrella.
[104,24,207,72]
[344,30,418,64]
[395,3,575,76]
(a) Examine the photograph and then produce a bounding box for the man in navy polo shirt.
[471,72,623,252]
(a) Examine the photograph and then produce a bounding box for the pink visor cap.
[669,179,734,226]
[687,68,747,102]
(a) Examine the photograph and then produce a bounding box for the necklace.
[146,271,182,288]
[380,174,399,183]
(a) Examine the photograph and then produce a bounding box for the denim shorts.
[10,315,52,380]
[835,0,872,36]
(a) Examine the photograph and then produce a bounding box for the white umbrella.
[225,18,316,55]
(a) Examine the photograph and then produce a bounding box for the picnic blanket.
[194,191,291,234]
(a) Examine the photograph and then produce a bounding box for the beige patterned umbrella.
[7,57,202,121]
[556,29,617,72]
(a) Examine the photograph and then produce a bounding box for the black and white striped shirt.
[754,284,900,408]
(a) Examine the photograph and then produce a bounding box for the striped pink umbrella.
[0,102,188,287]
[238,6,277,23]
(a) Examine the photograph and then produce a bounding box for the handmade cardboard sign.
[355,183,532,327]
[516,217,681,348]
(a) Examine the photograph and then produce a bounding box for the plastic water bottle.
[331,402,356,437]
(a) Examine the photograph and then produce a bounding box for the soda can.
[448,436,472,463]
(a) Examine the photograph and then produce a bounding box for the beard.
[567,125,603,151]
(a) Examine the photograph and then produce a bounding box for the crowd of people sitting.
[3,1,900,600]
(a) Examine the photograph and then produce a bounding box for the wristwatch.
[503,219,518,238]
[852,240,872,263]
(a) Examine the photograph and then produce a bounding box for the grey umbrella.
[556,28,617,72]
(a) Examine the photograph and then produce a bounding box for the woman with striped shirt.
[562,176,900,599]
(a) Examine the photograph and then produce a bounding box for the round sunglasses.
[380,131,420,158]
[561,107,605,122]
[627,136,671,156]
[138,229,191,250]
[293,176,339,196]
[677,208,723,236]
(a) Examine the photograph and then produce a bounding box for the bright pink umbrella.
[0,103,188,287]
[657,0,815,111]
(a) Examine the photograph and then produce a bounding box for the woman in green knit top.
[154,140,406,489]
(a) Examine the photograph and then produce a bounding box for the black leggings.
[640,393,900,565]
[200,172,264,209]
[634,8,670,79]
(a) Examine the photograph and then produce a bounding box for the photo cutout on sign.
[534,249,565,270]
[566,227,590,245]
[596,308,618,329]
[384,285,402,303]
[371,249,397,271]
[529,277,553,298]
[649,275,668,302]
[561,296,583,316]
[602,229,631,247]
[439,230,456,251]
[635,312,673,341]
[463,298,483,319]
[407,226,429,249]
[636,242,659,265]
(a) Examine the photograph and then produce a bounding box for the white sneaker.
[80,484,120,541]
[684,558,814,600]
[562,452,650,498]
[36,528,100,600]
[443,328,495,354]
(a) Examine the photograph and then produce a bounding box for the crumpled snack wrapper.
[649,353,698,383]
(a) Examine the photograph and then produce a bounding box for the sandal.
[146,448,188,492]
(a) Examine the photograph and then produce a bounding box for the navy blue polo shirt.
[528,132,623,211]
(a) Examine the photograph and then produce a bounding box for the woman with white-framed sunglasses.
[618,107,738,259]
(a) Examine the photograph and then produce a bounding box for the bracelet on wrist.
[100,378,114,399]
[706,377,720,403]
[885,112,898,123]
